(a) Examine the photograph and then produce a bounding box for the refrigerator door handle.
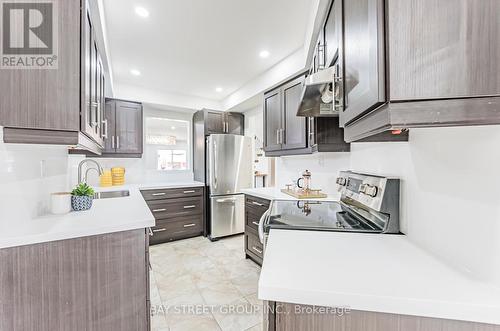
[212,140,218,190]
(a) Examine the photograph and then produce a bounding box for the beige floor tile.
[212,297,262,331]
[166,312,221,331]
[150,312,169,331]
[245,293,263,308]
[181,254,218,272]
[230,272,260,296]
[199,281,244,306]
[245,323,263,331]
[191,266,229,289]
[150,235,263,331]
[156,273,198,301]
[220,259,261,279]
[219,235,244,250]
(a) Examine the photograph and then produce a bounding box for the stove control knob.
[336,177,347,186]
[364,185,378,197]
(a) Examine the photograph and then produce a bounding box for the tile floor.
[149,235,263,331]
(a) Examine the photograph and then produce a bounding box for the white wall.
[245,110,500,286]
[244,106,274,186]
[0,128,71,222]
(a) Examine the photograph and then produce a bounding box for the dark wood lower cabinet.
[141,186,205,245]
[244,195,270,266]
[266,302,500,331]
[0,229,150,331]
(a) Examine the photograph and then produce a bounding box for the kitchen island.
[0,181,204,331]
[259,229,500,330]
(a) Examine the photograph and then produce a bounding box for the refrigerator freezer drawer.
[210,194,245,239]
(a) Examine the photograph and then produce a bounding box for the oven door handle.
[258,209,270,244]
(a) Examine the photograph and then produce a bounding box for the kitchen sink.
[94,190,130,199]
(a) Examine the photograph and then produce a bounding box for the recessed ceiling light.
[130,69,141,76]
[135,6,149,18]
[215,87,223,93]
[259,50,270,58]
[171,126,176,130]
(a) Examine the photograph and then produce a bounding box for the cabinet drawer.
[150,216,203,245]
[245,195,270,212]
[146,196,203,220]
[245,232,264,262]
[245,209,263,234]
[141,186,203,201]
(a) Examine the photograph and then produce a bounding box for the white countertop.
[0,181,204,249]
[259,229,500,325]
[241,187,339,201]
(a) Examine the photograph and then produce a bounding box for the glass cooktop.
[266,200,385,233]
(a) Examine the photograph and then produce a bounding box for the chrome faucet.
[78,159,103,184]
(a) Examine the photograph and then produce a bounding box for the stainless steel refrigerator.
[207,134,252,240]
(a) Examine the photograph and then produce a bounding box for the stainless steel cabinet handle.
[153,228,166,233]
[281,129,285,144]
[148,228,153,236]
[102,119,108,139]
[216,198,236,203]
[252,221,259,226]
[111,136,115,149]
[183,205,196,209]
[151,193,166,196]
[252,246,263,254]
[116,136,120,149]
[152,208,166,212]
[276,129,280,145]
[183,190,196,194]
[252,201,264,207]
[183,223,196,228]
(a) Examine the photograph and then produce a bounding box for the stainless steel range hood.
[296,66,338,117]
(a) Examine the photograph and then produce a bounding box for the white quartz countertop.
[259,229,500,325]
[241,187,339,201]
[0,181,204,249]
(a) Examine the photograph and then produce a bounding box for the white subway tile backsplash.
[0,128,71,220]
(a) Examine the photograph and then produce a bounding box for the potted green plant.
[71,183,95,211]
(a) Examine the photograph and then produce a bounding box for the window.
[157,149,188,170]
[145,117,190,171]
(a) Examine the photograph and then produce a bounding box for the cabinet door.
[81,10,94,139]
[226,113,244,135]
[388,0,500,100]
[103,100,116,153]
[324,0,342,67]
[206,111,225,134]
[282,77,307,150]
[263,89,282,152]
[342,0,386,126]
[115,101,143,154]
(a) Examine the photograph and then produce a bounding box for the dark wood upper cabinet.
[282,77,308,150]
[102,99,143,157]
[324,0,342,67]
[263,90,282,152]
[194,109,244,136]
[226,113,244,135]
[263,73,349,157]
[206,111,225,134]
[0,0,107,153]
[340,0,500,141]
[342,0,386,126]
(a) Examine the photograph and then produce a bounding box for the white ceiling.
[102,0,312,103]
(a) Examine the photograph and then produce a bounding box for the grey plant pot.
[71,195,93,211]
